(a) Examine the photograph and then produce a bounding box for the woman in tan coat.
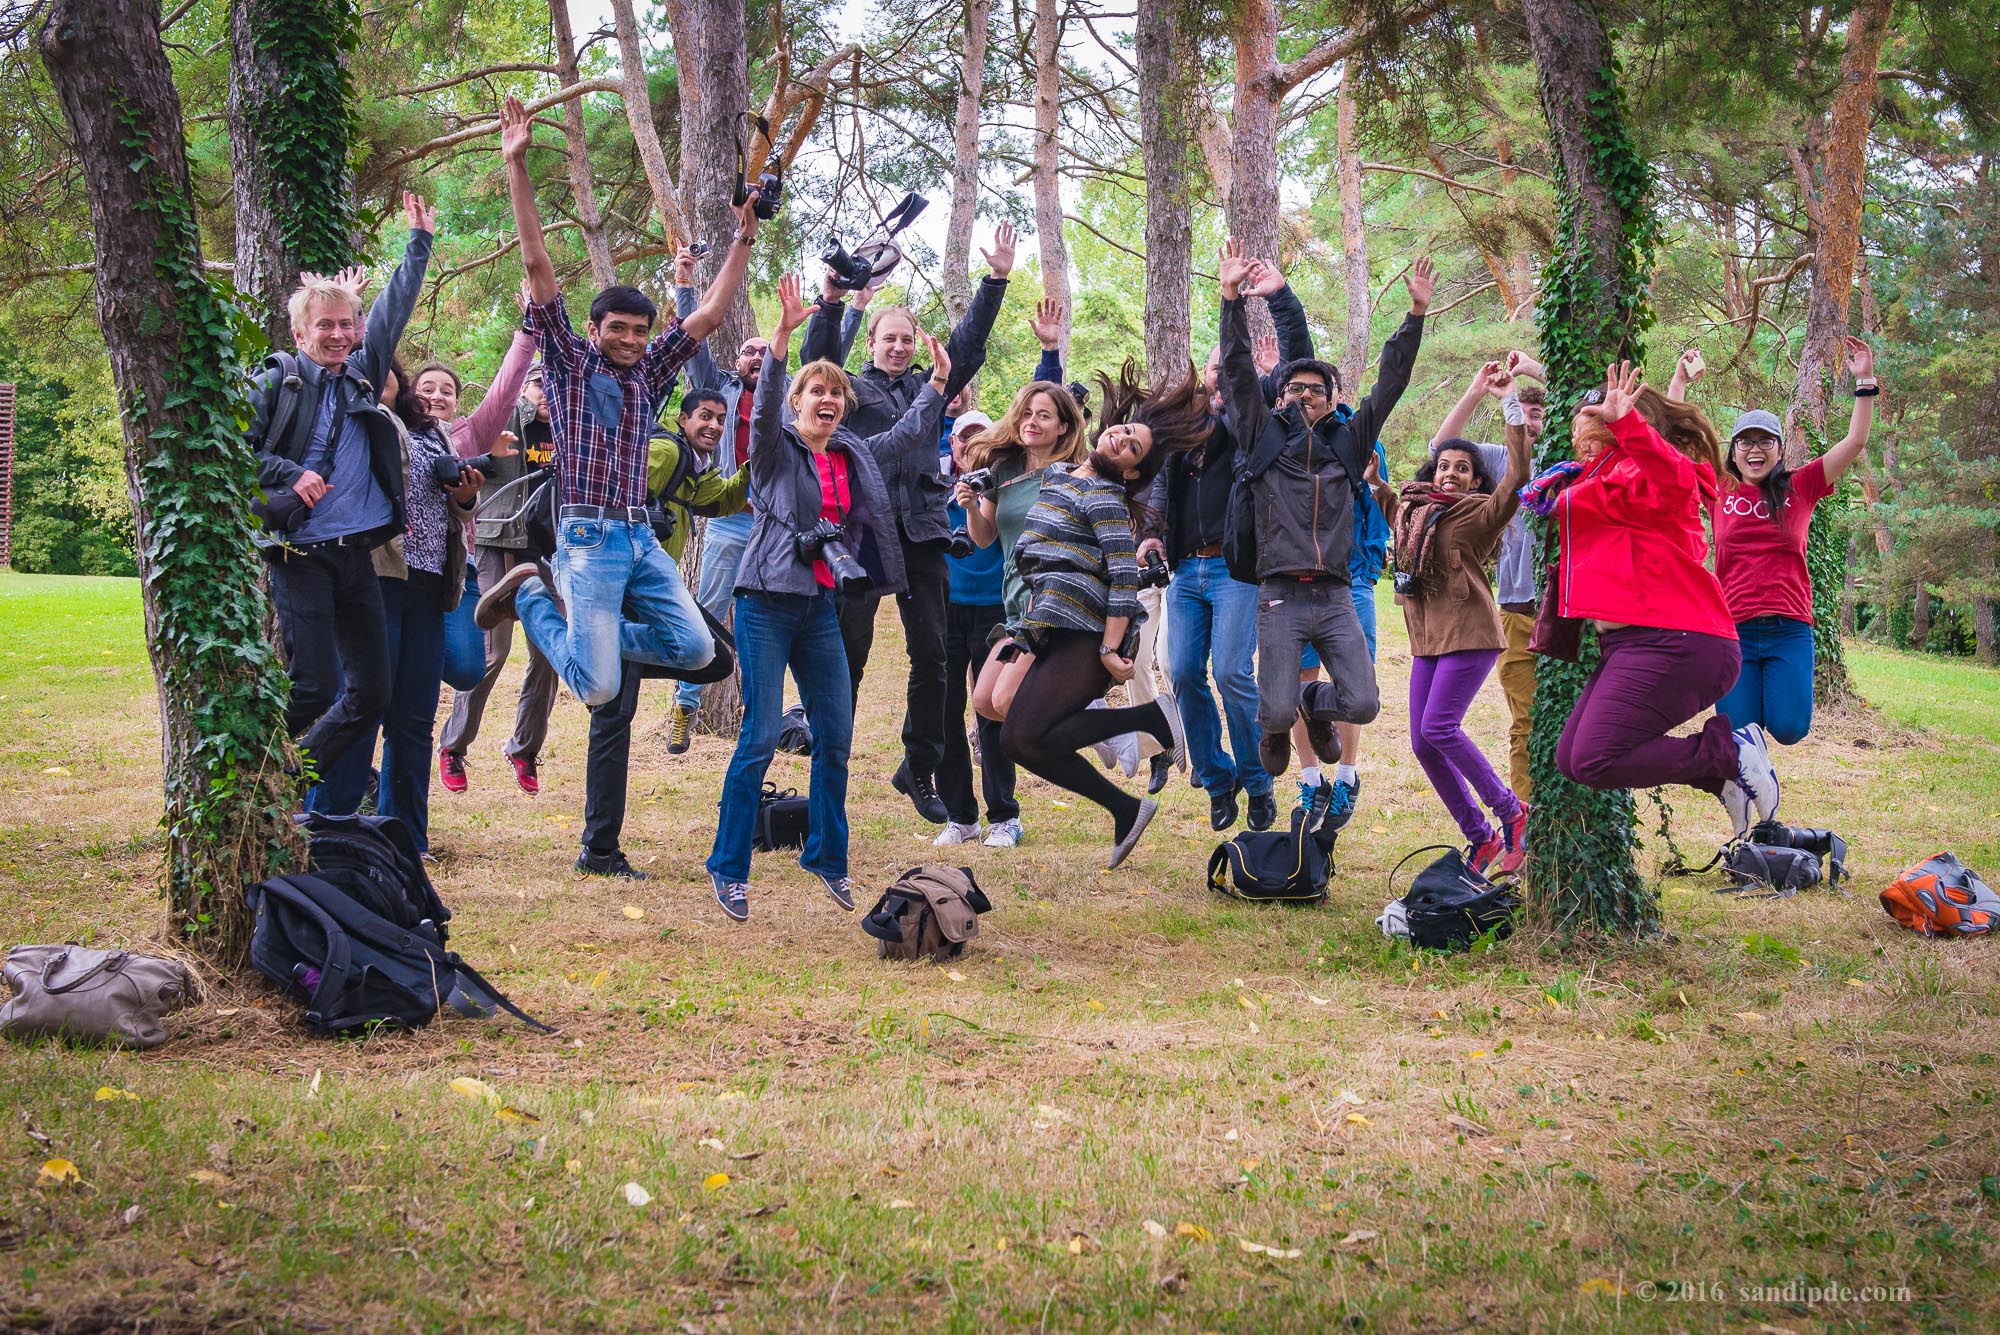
[1376,380,1532,875]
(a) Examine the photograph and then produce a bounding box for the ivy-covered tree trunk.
[228,0,358,348]
[1519,0,1658,935]
[43,0,304,965]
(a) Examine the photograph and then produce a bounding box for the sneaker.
[982,818,1023,848]
[1467,831,1504,875]
[934,821,983,846]
[1719,778,1755,840]
[1308,780,1335,829]
[473,562,539,630]
[576,848,647,879]
[1245,789,1277,832]
[969,724,983,768]
[711,872,749,922]
[666,704,693,755]
[1733,724,1781,823]
[1324,774,1360,832]
[1156,695,1190,773]
[1260,732,1292,778]
[509,752,539,796]
[1209,788,1240,833]
[804,865,857,912]
[1294,779,1317,815]
[439,749,468,794]
[1147,753,1172,795]
[891,763,950,825]
[1498,802,1529,876]
[1107,798,1159,871]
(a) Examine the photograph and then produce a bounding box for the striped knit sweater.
[1015,465,1143,635]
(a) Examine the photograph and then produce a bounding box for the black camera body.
[734,169,782,220]
[957,467,995,498]
[1139,550,1171,590]
[794,517,869,595]
[432,452,499,488]
[948,527,976,560]
[821,192,930,292]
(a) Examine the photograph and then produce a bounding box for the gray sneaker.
[1107,798,1160,871]
[804,864,857,912]
[710,872,749,922]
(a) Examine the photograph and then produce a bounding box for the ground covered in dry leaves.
[1,573,1995,1333]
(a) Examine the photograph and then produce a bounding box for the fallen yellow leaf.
[945,969,967,983]
[1337,1229,1379,1248]
[621,905,645,920]
[1087,999,1106,1012]
[566,1159,583,1175]
[888,1198,917,1210]
[703,1172,730,1193]
[37,1158,80,1187]
[1174,1220,1212,1243]
[1238,993,1259,1011]
[1846,979,1869,989]
[1345,1112,1371,1126]
[449,1076,494,1102]
[1238,1157,1261,1172]
[494,1105,541,1125]
[1238,1238,1303,1259]
[93,1087,138,1102]
[1370,824,1390,834]
[1579,1277,1625,1296]
[589,968,610,989]
[1468,1050,1488,1059]
[41,766,70,776]
[1733,1011,1764,1023]
[187,1169,231,1187]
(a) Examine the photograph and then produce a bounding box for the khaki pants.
[1498,610,1537,801]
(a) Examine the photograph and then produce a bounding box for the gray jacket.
[734,364,949,599]
[246,228,433,551]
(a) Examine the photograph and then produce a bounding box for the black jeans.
[582,662,644,856]
[1000,628,1169,840]
[937,601,1018,826]
[838,538,949,778]
[266,542,392,777]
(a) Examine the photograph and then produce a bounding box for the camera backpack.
[861,866,993,963]
[1880,853,2000,937]
[752,783,810,852]
[1207,807,1336,904]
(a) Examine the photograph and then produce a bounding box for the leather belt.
[1273,569,1340,583]
[560,503,650,524]
[1190,542,1224,559]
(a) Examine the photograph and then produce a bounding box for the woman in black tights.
[1000,363,1208,869]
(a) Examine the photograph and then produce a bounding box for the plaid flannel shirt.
[525,293,699,509]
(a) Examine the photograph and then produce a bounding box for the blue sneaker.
[1325,775,1361,832]
[1294,779,1317,815]
[803,863,857,912]
[711,872,749,922]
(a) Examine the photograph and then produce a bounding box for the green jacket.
[646,430,752,563]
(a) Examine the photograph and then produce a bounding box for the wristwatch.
[1098,644,1121,657]
[734,230,755,248]
[1854,376,1880,398]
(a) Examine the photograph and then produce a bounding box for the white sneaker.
[1719,779,1754,840]
[982,818,1023,848]
[1732,724,1781,824]
[934,821,983,846]
[1087,701,1140,776]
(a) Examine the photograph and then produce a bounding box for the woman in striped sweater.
[999,364,1207,868]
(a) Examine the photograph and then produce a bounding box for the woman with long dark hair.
[996,364,1208,868]
[1669,338,1877,744]
[1551,362,1779,837]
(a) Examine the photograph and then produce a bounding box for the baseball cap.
[952,410,994,438]
[1730,408,1783,443]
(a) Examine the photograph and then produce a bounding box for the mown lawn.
[1,570,1995,1333]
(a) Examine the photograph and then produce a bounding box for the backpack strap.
[445,956,555,1034]
[257,351,306,456]
[1207,844,1232,896]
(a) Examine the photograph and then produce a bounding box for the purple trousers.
[1410,649,1522,844]
[1557,626,1741,795]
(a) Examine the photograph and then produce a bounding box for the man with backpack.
[1215,237,1433,777]
[248,191,436,778]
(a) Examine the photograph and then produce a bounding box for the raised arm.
[499,98,556,306]
[1216,238,1273,467]
[1460,407,1533,548]
[673,247,723,391]
[1665,347,1705,403]
[1820,336,1877,484]
[1028,296,1065,385]
[798,272,849,367]
[935,224,1017,402]
[359,192,435,388]
[836,302,865,367]
[453,328,537,458]
[745,277,812,492]
[1431,361,1500,450]
[1345,256,1431,471]
[678,196,762,343]
[1243,260,1313,402]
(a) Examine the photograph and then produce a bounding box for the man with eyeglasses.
[1216,238,1435,785]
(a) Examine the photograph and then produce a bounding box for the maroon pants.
[1557,627,1742,795]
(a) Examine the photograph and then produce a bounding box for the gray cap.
[1730,409,1783,443]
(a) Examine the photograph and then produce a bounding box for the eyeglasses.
[1282,382,1330,401]
[1576,388,1606,409]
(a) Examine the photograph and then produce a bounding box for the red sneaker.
[509,753,539,796]
[1467,831,1504,876]
[439,749,468,794]
[1499,803,1530,876]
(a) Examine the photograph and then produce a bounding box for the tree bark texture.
[611,0,692,250]
[1977,596,1997,666]
[1135,0,1196,380]
[943,0,991,325]
[1225,0,1280,340]
[44,0,304,964]
[1336,67,1370,397]
[1030,0,1071,353]
[551,0,618,290]
[1910,584,1931,649]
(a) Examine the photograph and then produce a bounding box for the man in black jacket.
[1216,239,1433,780]
[796,225,1015,825]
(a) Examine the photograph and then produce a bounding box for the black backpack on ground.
[1207,808,1337,904]
[1393,845,1522,950]
[246,815,550,1036]
[1674,820,1850,898]
[752,783,809,851]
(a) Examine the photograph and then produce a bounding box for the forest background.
[0,0,1996,659]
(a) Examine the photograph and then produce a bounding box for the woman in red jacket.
[1552,362,1779,836]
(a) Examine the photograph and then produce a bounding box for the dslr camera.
[735,168,783,221]
[1138,550,1171,590]
[794,517,869,595]
[948,527,976,560]
[821,192,929,292]
[432,451,501,488]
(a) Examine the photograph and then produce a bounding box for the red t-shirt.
[811,449,851,589]
[1713,457,1832,624]
[734,388,754,468]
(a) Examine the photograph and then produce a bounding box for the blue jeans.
[309,571,448,849]
[707,591,854,884]
[1714,614,1815,745]
[1165,556,1270,797]
[440,559,484,691]
[518,515,712,708]
[676,512,753,711]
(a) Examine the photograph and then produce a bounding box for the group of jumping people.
[246,95,1878,922]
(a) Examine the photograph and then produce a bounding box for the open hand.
[1028,296,1065,350]
[1505,349,1545,382]
[1217,237,1250,299]
[492,430,519,459]
[499,96,532,164]
[1406,256,1435,315]
[1252,334,1280,377]
[980,222,1018,279]
[1243,258,1286,299]
[853,281,881,311]
[776,272,811,333]
[1590,360,1642,424]
[403,191,436,234]
[922,330,952,390]
[1842,335,1875,381]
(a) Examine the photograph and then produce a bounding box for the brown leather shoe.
[1258,731,1291,778]
[474,562,540,630]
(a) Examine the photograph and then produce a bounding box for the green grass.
[2,570,1997,1332]
[1849,640,2000,744]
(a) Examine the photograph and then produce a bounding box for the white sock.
[1335,764,1359,787]
[1300,765,1322,787]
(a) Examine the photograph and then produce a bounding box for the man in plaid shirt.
[477,96,766,709]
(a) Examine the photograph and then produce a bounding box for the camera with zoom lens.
[948,527,976,560]
[820,192,929,292]
[1139,551,1171,590]
[432,452,499,488]
[821,238,875,293]
[957,467,995,498]
[794,517,869,595]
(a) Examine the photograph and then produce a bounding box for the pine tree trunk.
[43,0,304,965]
[1336,67,1370,397]
[942,0,990,325]
[551,0,617,290]
[610,0,692,250]
[1225,0,1280,340]
[1519,0,1655,936]
[1030,0,1071,353]
[228,0,358,347]
[1910,585,1931,650]
[1135,0,1195,379]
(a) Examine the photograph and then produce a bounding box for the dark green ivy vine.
[248,0,359,274]
[1524,55,1663,937]
[120,99,299,949]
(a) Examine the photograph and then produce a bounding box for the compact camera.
[957,467,995,497]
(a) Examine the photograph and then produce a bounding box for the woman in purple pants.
[1377,379,1531,874]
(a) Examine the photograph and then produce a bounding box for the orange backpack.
[1880,853,2000,937]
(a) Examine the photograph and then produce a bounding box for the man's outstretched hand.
[1406,256,1435,315]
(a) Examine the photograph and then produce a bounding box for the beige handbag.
[0,945,192,1049]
